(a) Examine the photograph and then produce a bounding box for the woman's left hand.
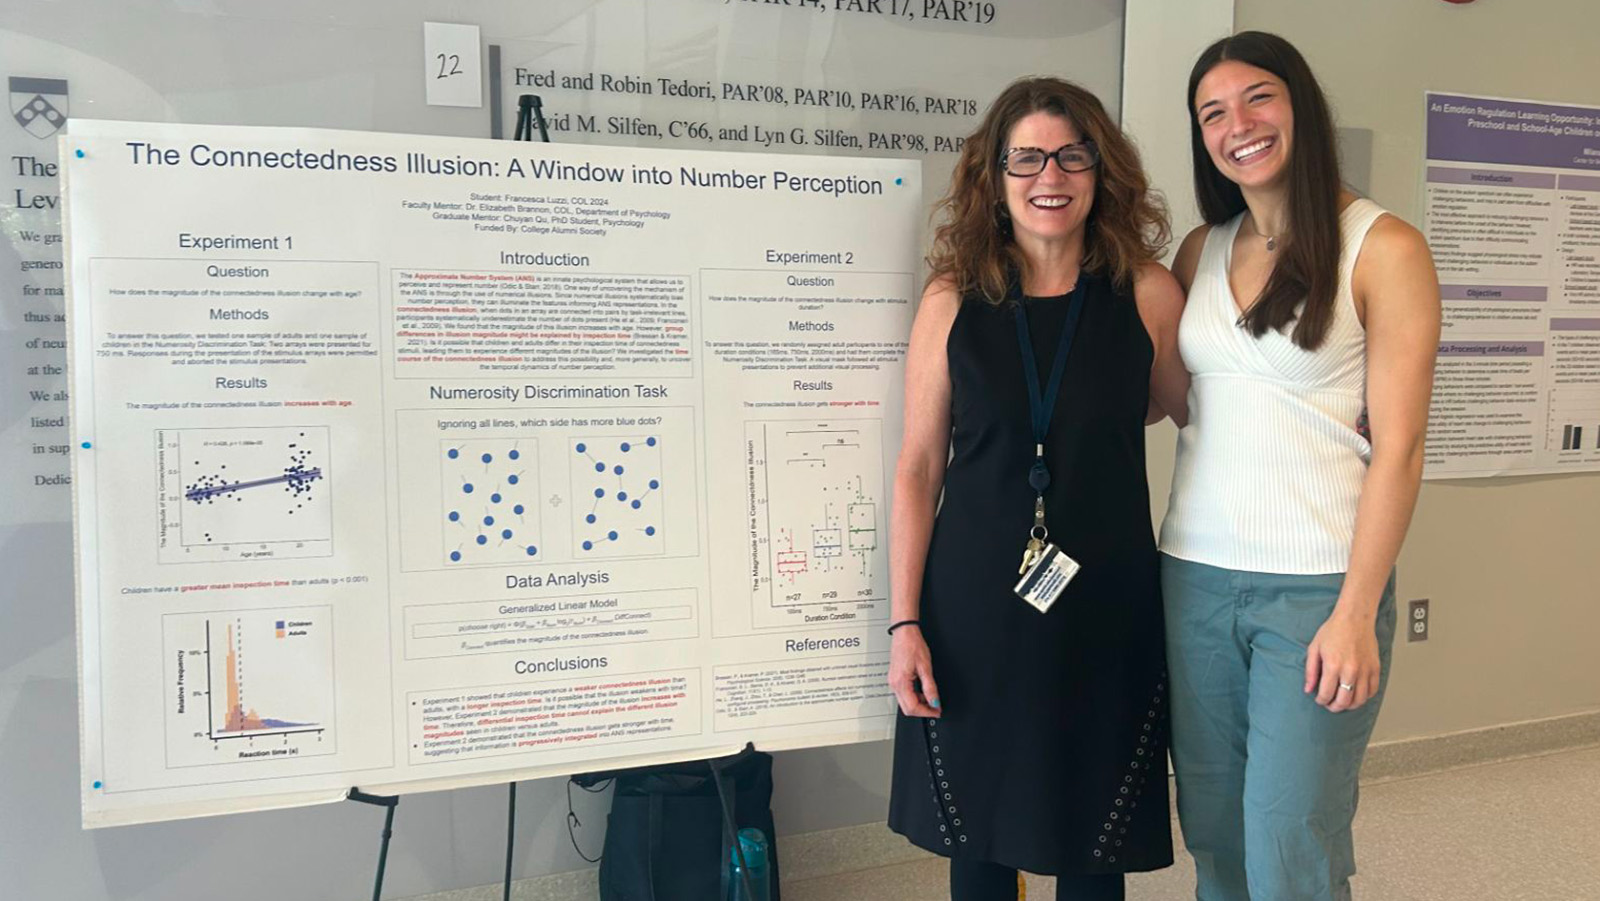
[1304,610,1381,713]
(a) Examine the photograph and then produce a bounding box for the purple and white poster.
[1424,92,1600,478]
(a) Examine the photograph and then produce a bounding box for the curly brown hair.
[927,77,1169,303]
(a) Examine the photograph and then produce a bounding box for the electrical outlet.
[1407,598,1429,642]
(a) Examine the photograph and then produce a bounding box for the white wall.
[1120,0,1236,525]
[1234,0,1600,742]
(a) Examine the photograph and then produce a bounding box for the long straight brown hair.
[928,77,1168,303]
[1189,31,1342,350]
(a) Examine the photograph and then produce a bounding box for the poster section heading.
[121,141,893,198]
[1423,92,1600,478]
[66,120,915,826]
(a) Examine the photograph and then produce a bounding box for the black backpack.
[574,744,782,901]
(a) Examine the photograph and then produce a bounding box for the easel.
[346,788,400,901]
[346,89,759,901]
[346,96,548,901]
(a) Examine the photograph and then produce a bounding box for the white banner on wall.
[64,119,919,826]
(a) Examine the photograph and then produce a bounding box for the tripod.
[514,94,551,142]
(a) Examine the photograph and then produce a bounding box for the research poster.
[1423,92,1600,478]
[65,120,919,826]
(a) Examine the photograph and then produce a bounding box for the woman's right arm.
[887,278,961,719]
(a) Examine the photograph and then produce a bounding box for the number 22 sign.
[424,22,482,108]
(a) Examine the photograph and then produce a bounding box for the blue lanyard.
[1013,282,1086,496]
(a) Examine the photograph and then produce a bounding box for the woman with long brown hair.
[884,76,1188,900]
[1159,32,1440,900]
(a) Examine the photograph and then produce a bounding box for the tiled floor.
[784,745,1600,900]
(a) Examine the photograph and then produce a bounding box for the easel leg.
[504,782,517,901]
[348,788,400,901]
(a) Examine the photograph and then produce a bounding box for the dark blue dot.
[81,441,92,450]
[646,526,657,536]
[502,529,513,539]
[595,462,605,472]
[491,493,502,503]
[508,474,519,485]
[526,546,537,555]
[92,779,102,788]
[576,443,588,453]
[448,448,459,459]
[509,449,520,460]
[895,177,903,185]
[484,515,495,526]
[632,500,642,509]
[448,511,460,522]
[647,437,657,447]
[514,504,525,515]
[463,483,474,493]
[594,488,605,498]
[608,531,619,541]
[586,513,597,524]
[614,465,625,475]
[583,540,594,551]
[618,491,629,502]
[482,453,493,464]
[476,535,488,545]
[76,149,86,159]
[450,551,462,562]
[649,479,660,490]
[621,442,632,452]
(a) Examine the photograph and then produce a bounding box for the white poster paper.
[64,119,918,827]
[1423,91,1600,478]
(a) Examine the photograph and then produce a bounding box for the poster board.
[65,119,920,826]
[1423,91,1600,478]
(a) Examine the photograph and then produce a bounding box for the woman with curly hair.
[885,77,1189,900]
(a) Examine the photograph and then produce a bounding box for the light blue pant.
[1160,554,1396,901]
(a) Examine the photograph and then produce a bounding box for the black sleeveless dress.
[887,273,1172,876]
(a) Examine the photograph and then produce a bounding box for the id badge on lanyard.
[1011,284,1086,613]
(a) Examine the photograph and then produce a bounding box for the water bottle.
[726,826,771,901]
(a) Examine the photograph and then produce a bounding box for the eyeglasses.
[1000,141,1100,176]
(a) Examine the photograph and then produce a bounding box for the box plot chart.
[746,420,887,610]
[162,607,336,767]
[441,439,542,565]
[568,436,666,558]
[156,427,332,563]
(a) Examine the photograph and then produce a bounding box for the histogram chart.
[155,426,333,563]
[440,439,543,565]
[1546,387,1600,454]
[745,420,888,627]
[163,607,336,767]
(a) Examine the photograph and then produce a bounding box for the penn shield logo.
[10,77,69,138]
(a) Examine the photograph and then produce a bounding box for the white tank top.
[1159,199,1387,575]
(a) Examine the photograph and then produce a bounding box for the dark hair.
[927,76,1168,303]
[1189,31,1342,350]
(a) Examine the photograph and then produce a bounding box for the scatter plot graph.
[155,427,333,563]
[162,606,336,768]
[568,436,665,558]
[746,420,888,612]
[441,439,542,565]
